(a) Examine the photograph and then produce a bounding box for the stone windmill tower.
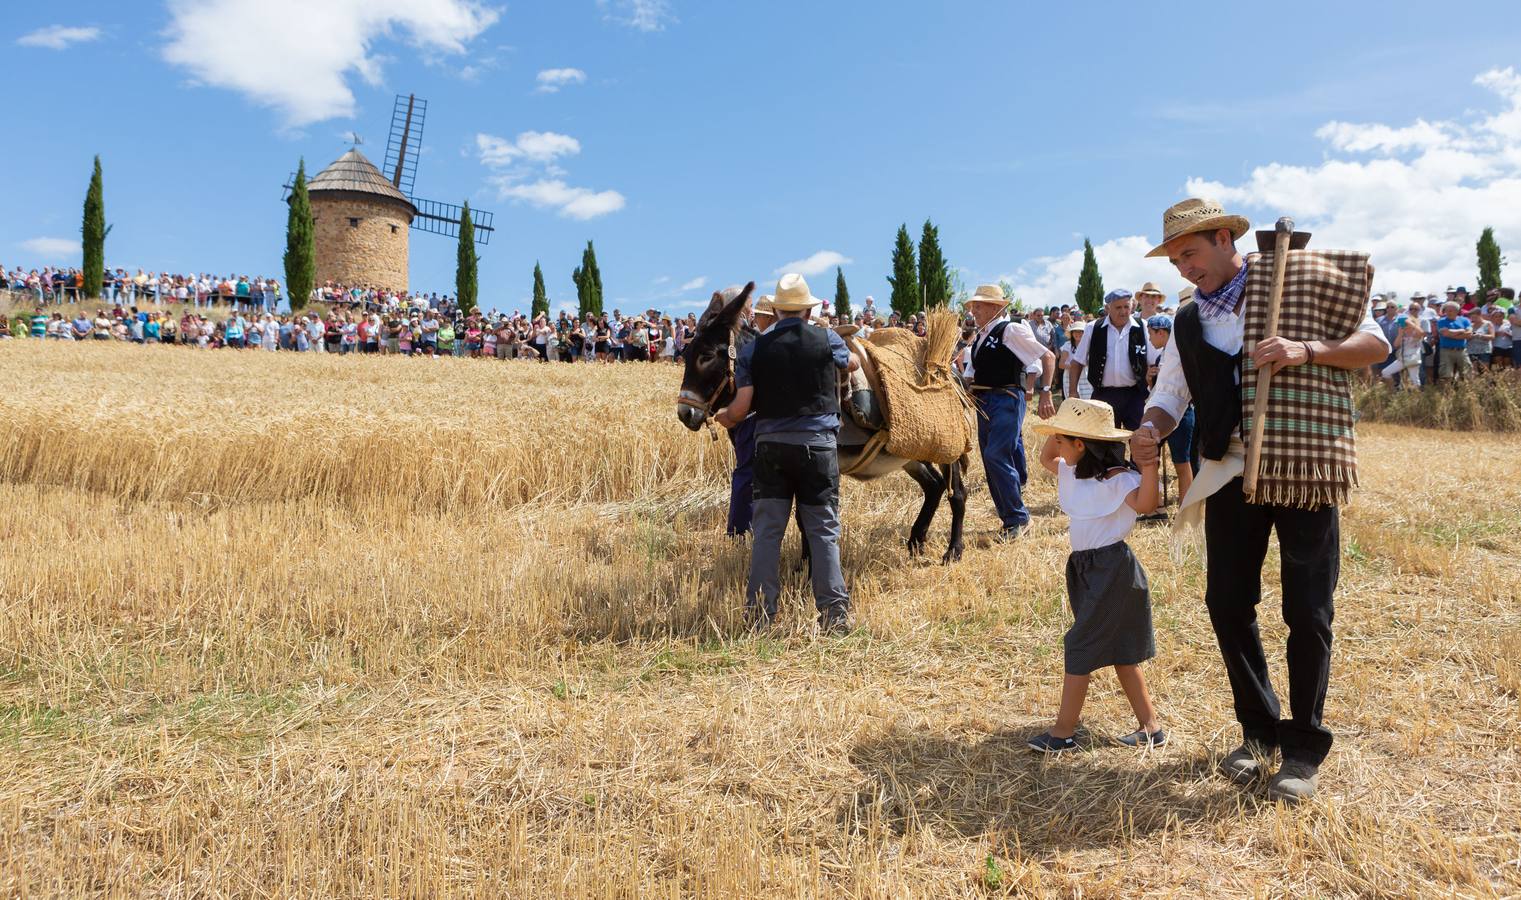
[290,94,494,292]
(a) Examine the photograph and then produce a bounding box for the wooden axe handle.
[1243,216,1294,496]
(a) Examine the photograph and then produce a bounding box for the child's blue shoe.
[1026,732,1079,753]
[1115,728,1168,748]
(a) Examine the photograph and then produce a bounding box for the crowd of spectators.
[1372,286,1520,387]
[8,264,1518,388]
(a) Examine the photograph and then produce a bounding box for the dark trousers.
[748,440,848,617]
[1205,477,1338,765]
[975,389,1028,530]
[1092,383,1147,430]
[726,417,756,536]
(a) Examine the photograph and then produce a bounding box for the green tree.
[887,224,920,317]
[572,240,603,317]
[1476,226,1504,302]
[531,261,548,319]
[283,158,315,312]
[918,219,950,308]
[1074,237,1104,316]
[81,155,107,300]
[833,266,851,320]
[455,201,478,314]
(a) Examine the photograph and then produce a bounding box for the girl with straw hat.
[1026,398,1164,753]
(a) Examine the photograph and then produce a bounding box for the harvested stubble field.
[0,342,1517,899]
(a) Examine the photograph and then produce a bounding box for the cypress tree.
[283,159,315,312]
[455,201,478,314]
[834,266,851,321]
[887,224,920,317]
[572,240,603,317]
[1074,237,1104,316]
[1476,226,1503,301]
[918,219,950,308]
[81,155,106,300]
[531,261,548,318]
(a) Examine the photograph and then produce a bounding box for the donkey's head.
[675,282,754,431]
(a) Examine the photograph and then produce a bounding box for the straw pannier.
[858,308,974,464]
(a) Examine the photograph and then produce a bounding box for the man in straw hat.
[714,274,860,632]
[1131,198,1390,803]
[1067,289,1158,430]
[1136,282,1167,320]
[961,284,1056,540]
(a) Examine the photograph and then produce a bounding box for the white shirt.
[1057,460,1140,551]
[1145,302,1391,424]
[960,317,1048,382]
[1068,316,1158,387]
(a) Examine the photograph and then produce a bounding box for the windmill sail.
[412,198,494,244]
[383,93,425,197]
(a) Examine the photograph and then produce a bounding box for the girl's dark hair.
[1073,437,1135,480]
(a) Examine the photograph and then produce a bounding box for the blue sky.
[8,1,1521,315]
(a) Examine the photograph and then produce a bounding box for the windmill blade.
[383,93,426,196]
[411,197,495,245]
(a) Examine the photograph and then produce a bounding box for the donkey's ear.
[717,284,754,323]
[701,290,726,321]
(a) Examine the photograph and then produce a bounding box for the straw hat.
[1033,398,1133,442]
[753,294,776,317]
[966,283,1010,309]
[1145,198,1251,258]
[772,274,823,311]
[1178,286,1195,303]
[1136,281,1165,299]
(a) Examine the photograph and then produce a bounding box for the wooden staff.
[1244,216,1294,496]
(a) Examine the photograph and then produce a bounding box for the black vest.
[1087,316,1149,389]
[1173,303,1241,461]
[750,322,839,420]
[971,321,1025,388]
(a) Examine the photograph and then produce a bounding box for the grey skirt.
[1064,541,1155,676]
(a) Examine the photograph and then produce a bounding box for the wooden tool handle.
[1243,217,1294,497]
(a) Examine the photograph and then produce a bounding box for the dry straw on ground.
[0,342,1517,897]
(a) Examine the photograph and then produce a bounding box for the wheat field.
[0,341,1516,898]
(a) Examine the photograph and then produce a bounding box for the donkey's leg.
[941,459,968,564]
[904,462,947,558]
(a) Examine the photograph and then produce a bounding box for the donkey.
[675,283,967,563]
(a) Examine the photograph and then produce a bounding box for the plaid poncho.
[1240,249,1370,509]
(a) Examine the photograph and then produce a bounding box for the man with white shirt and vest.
[1130,198,1390,804]
[715,274,859,632]
[962,284,1056,541]
[1066,289,1157,430]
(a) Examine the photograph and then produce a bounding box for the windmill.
[285,93,494,292]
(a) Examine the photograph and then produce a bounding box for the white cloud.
[679,276,707,291]
[476,131,581,165]
[1003,236,1185,312]
[774,250,852,278]
[535,67,587,93]
[598,0,675,31]
[19,237,81,258]
[1008,67,1521,307]
[492,178,626,220]
[477,126,623,219]
[162,0,498,127]
[17,25,101,49]
[1183,66,1521,297]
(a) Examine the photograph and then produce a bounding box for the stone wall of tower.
[310,194,411,292]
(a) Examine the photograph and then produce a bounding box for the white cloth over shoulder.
[1057,460,1140,551]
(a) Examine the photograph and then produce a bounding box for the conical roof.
[306,148,416,213]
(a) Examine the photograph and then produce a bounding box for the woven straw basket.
[860,309,974,465]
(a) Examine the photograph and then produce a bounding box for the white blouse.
[1057,460,1140,552]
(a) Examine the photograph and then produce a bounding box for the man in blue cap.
[1067,289,1157,429]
